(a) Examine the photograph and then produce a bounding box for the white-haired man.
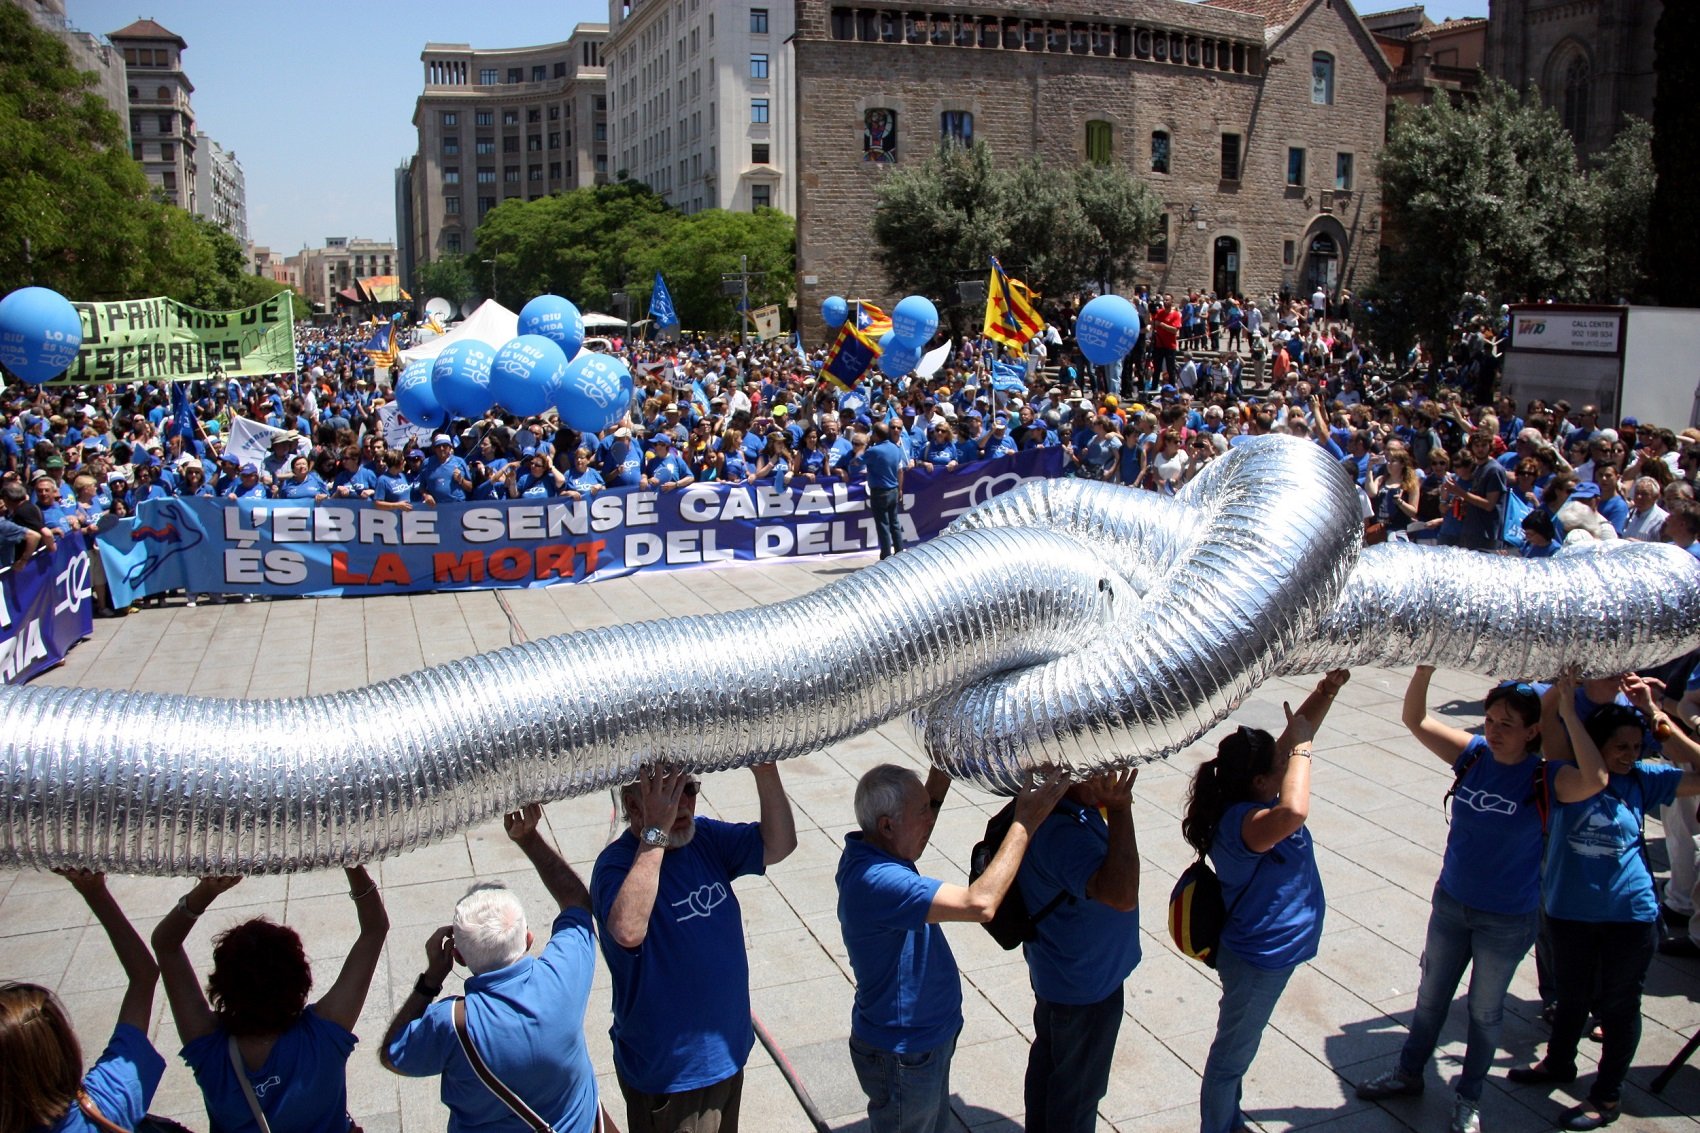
[592,762,797,1132]
[836,764,1067,1133]
[381,804,601,1131]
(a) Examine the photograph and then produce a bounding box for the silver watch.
[640,825,668,848]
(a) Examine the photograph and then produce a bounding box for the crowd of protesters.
[5,291,1700,1133]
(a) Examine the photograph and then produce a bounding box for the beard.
[667,819,697,849]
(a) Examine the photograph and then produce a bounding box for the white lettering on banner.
[754,519,878,557]
[0,575,10,630]
[936,471,1042,525]
[625,529,737,566]
[225,505,441,546]
[52,552,91,616]
[224,548,308,585]
[0,620,46,682]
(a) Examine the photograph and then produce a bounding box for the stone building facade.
[792,0,1391,340]
[9,0,129,126]
[288,238,398,314]
[193,131,248,243]
[404,27,610,277]
[1486,0,1660,160]
[109,18,197,212]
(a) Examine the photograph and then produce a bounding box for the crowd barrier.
[95,448,1067,603]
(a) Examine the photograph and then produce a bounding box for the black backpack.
[969,801,1074,950]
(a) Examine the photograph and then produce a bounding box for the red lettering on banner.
[368,552,412,585]
[331,551,366,585]
[580,538,606,574]
[535,544,573,579]
[487,547,530,582]
[434,551,486,583]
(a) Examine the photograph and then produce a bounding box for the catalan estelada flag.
[821,320,881,391]
[983,257,1044,352]
[361,323,397,368]
[852,301,893,339]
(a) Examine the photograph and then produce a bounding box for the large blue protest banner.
[97,449,1066,602]
[0,534,96,683]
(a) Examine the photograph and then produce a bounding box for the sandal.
[1559,1101,1620,1130]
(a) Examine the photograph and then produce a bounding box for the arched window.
[156,85,170,101]
[1562,56,1590,140]
[1311,52,1334,104]
[864,108,897,162]
[1085,120,1113,165]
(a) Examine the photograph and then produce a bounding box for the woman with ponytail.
[1184,669,1350,1133]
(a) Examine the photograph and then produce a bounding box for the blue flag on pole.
[990,360,1027,393]
[650,272,679,328]
[168,383,197,443]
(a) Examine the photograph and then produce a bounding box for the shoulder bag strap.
[453,997,554,1133]
[226,1036,274,1133]
[76,1091,132,1133]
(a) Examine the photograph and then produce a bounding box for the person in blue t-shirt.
[1510,700,1700,1129]
[374,452,416,511]
[511,451,569,499]
[1182,671,1348,1133]
[599,428,645,489]
[591,761,797,1132]
[383,804,602,1133]
[277,455,327,501]
[1016,769,1141,1132]
[1356,671,1607,1130]
[837,765,1067,1133]
[422,434,472,503]
[863,424,906,559]
[1,870,163,1133]
[329,448,378,500]
[642,436,695,491]
[153,867,390,1133]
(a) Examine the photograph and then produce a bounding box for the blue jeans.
[1024,986,1124,1133]
[869,487,903,559]
[1200,946,1298,1133]
[849,1030,958,1133]
[1398,885,1538,1100]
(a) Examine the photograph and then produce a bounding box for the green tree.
[1072,163,1163,294]
[998,158,1091,300]
[630,208,796,330]
[413,253,475,308]
[475,180,676,310]
[1581,118,1654,303]
[871,141,1007,307]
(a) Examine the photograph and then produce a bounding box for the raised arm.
[1403,665,1474,763]
[1551,679,1610,803]
[1243,701,1317,853]
[929,772,1069,923]
[151,876,241,1045]
[505,803,591,911]
[60,870,158,1033]
[606,768,688,949]
[1083,769,1140,913]
[311,866,389,1032]
[752,763,798,866]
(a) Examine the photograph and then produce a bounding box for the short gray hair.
[855,764,920,834]
[453,882,528,975]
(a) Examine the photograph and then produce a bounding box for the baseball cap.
[407,448,425,459]
[1104,394,1119,408]
[240,462,259,475]
[1571,481,1602,499]
[992,416,1008,428]
[1621,417,1639,428]
[106,471,128,484]
[432,433,453,446]
[966,409,982,419]
[615,426,632,438]
[772,405,788,417]
[901,406,917,417]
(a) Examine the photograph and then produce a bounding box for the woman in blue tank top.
[1355,670,1607,1133]
[1181,669,1349,1133]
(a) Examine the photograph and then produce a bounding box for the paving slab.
[9,554,1700,1132]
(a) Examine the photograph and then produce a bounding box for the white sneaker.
[1450,1093,1481,1133]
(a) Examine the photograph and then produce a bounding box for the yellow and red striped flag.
[982,257,1044,351]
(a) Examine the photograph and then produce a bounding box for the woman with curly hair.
[1,871,162,1133]
[153,869,388,1132]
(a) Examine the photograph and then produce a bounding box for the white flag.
[915,339,953,380]
[226,416,309,466]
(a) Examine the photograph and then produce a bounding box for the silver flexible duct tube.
[0,526,1124,874]
[3,435,1696,874]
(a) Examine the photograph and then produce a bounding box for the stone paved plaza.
[8,553,1700,1132]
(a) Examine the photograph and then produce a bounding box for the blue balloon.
[1074,295,1143,366]
[394,359,446,430]
[891,295,939,348]
[0,287,83,382]
[518,294,586,358]
[490,334,569,418]
[822,295,849,328]
[879,341,922,378]
[555,352,634,434]
[431,339,497,420]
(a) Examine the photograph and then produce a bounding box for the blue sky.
[68,0,1486,255]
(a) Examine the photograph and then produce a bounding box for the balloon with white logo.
[0,287,83,383]
[394,358,446,430]
[821,295,849,328]
[555,351,634,433]
[891,295,939,349]
[1074,295,1143,366]
[490,334,569,418]
[431,339,497,420]
[879,340,923,378]
[518,294,586,358]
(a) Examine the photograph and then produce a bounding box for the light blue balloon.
[518,294,586,358]
[490,334,569,418]
[822,295,849,328]
[878,331,897,352]
[431,339,497,420]
[1075,295,1143,366]
[879,341,922,378]
[891,295,939,349]
[394,359,446,430]
[0,287,83,383]
[555,352,634,433]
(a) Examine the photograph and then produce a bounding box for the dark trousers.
[1024,986,1123,1133]
[869,487,903,559]
[1544,916,1658,1106]
[618,1068,744,1133]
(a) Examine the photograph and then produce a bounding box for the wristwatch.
[640,825,668,848]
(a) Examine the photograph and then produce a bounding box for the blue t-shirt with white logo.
[1018,801,1140,1005]
[181,1008,356,1133]
[1440,736,1548,915]
[1212,799,1325,971]
[1544,762,1682,923]
[591,818,766,1093]
[46,1023,164,1133]
[836,832,960,1053]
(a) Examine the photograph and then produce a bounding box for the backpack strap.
[454,997,554,1133]
[1442,745,1484,820]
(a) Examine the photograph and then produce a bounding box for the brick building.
[792,0,1390,340]
[1486,0,1659,160]
[1368,6,1486,107]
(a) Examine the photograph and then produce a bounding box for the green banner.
[53,295,295,385]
